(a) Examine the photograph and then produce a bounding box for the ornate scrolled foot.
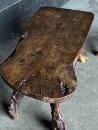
[50,103,66,130]
[78,47,88,63]
[8,90,23,120]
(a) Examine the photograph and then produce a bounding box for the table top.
[0,7,94,103]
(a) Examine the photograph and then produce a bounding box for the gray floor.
[0,0,98,130]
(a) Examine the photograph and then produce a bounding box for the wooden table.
[0,7,94,130]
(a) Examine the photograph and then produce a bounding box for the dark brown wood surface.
[0,7,94,103]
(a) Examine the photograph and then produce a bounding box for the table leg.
[78,47,88,63]
[8,90,23,120]
[50,103,66,130]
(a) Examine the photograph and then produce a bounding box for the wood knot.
[20,59,25,64]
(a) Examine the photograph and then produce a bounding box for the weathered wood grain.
[0,7,94,103]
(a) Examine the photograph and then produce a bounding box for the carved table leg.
[78,47,88,63]
[50,103,66,130]
[8,90,23,120]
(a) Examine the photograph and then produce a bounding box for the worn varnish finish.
[0,7,93,102]
[0,7,94,129]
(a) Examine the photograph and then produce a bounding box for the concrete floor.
[0,0,98,130]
